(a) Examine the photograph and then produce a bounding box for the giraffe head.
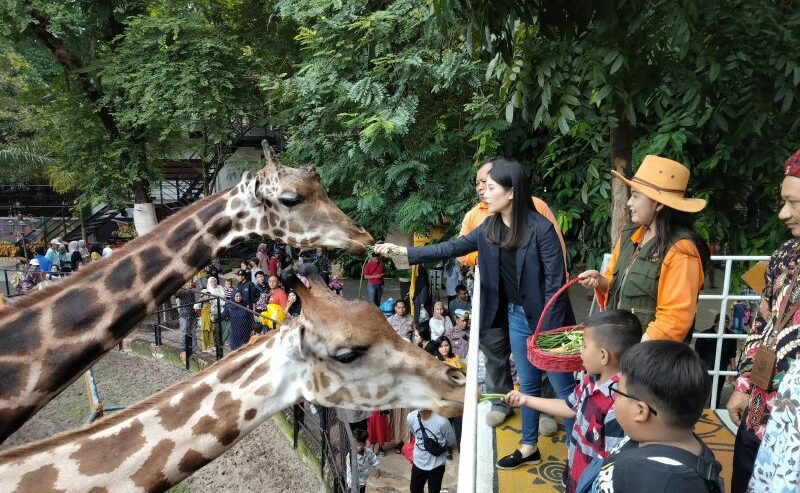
[230,142,373,253]
[280,274,465,417]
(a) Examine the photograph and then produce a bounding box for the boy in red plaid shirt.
[504,310,641,492]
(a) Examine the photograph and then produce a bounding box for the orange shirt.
[595,226,704,341]
[457,197,567,271]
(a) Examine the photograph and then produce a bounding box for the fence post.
[320,407,328,474]
[184,315,192,371]
[155,310,162,346]
[3,270,9,297]
[293,404,301,449]
[215,298,223,360]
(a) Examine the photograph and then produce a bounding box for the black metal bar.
[215,299,223,360]
[3,269,9,297]
[293,404,301,449]
[320,407,328,473]
[155,310,162,346]
[184,318,192,370]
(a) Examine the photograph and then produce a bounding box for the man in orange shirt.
[458,160,567,271]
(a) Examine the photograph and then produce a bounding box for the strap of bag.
[416,412,433,442]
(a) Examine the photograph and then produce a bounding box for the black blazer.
[407,210,575,335]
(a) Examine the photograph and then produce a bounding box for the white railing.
[456,254,770,492]
[696,255,768,409]
[457,266,481,493]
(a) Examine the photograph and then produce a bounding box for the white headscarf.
[206,276,226,305]
[78,240,90,258]
[68,241,79,253]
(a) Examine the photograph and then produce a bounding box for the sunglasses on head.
[609,380,658,416]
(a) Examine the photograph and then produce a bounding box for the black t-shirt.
[492,221,523,328]
[595,437,721,493]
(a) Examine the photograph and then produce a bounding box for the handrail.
[457,266,480,493]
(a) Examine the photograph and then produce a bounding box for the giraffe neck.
[0,330,304,492]
[0,184,280,443]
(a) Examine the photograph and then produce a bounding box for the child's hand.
[503,390,527,408]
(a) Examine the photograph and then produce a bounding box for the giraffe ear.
[262,140,278,169]
[243,171,264,206]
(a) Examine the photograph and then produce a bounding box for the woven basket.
[527,278,598,372]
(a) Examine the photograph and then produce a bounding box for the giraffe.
[0,142,374,443]
[0,275,465,492]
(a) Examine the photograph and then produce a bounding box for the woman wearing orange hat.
[578,155,709,342]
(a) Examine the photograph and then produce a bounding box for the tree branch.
[26,9,120,138]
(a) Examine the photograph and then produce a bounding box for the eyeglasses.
[609,381,658,416]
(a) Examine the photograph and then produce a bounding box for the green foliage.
[433,0,800,264]
[265,0,504,237]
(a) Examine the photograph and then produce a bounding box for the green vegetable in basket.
[537,330,583,355]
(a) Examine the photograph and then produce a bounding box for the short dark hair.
[394,299,407,308]
[620,340,710,429]
[455,284,467,293]
[584,309,642,360]
[353,428,368,444]
[237,270,248,277]
[255,271,265,278]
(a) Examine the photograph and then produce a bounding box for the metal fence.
[283,404,359,493]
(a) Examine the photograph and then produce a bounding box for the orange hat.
[611,155,706,213]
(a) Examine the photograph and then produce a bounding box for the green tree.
[266,0,506,238]
[435,0,800,261]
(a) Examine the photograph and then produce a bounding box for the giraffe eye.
[279,194,305,207]
[332,347,365,364]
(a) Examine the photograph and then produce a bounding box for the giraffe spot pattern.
[178,449,211,473]
[157,382,214,431]
[110,296,147,339]
[0,405,36,442]
[70,419,146,476]
[229,198,242,211]
[105,257,137,292]
[241,362,270,388]
[34,342,106,394]
[183,241,214,268]
[191,391,241,446]
[272,229,285,238]
[52,288,103,337]
[217,354,259,384]
[151,273,186,303]
[207,216,233,238]
[0,309,41,356]
[138,247,170,282]
[166,219,200,251]
[130,438,175,490]
[13,464,64,493]
[88,488,108,493]
[245,218,256,231]
[244,408,257,420]
[0,361,25,398]
[195,200,226,224]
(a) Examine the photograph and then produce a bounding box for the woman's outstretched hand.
[374,243,407,257]
[577,270,604,290]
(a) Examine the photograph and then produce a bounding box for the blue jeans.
[367,283,383,306]
[508,303,576,445]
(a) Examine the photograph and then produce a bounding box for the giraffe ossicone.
[0,142,374,443]
[0,275,464,493]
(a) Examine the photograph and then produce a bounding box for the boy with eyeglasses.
[593,340,724,493]
[503,309,641,492]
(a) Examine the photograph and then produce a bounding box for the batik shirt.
[735,238,800,440]
[747,360,800,492]
[565,373,625,493]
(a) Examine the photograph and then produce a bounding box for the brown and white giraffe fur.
[0,143,374,443]
[0,277,465,493]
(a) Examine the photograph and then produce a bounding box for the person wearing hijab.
[58,243,71,272]
[68,241,82,272]
[78,240,90,259]
[256,242,270,275]
[222,291,255,351]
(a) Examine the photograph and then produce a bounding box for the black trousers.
[410,464,445,493]
[731,410,761,493]
[480,327,514,395]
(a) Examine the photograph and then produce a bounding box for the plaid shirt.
[565,373,624,493]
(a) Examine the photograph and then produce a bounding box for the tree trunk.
[132,180,157,236]
[609,119,632,247]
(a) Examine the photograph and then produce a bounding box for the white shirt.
[102,246,113,258]
[429,316,453,341]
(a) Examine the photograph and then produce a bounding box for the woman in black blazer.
[376,158,576,469]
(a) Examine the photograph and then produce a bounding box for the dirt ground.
[1,350,322,493]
